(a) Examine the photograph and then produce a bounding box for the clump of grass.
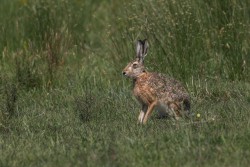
[74,92,96,123]
[4,83,17,119]
[19,1,70,87]
[14,45,43,89]
[0,80,18,132]
[73,79,105,123]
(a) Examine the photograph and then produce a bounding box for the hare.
[122,39,191,124]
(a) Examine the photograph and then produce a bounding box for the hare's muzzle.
[122,71,126,75]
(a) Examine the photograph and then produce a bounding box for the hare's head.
[122,39,149,79]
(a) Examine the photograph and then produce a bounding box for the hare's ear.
[136,40,143,61]
[142,39,149,57]
[136,39,149,63]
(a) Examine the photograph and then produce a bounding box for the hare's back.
[148,73,189,102]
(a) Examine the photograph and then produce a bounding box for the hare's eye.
[132,63,138,68]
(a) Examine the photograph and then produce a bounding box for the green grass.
[0,0,250,166]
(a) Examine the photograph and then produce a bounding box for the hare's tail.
[183,99,190,111]
[183,99,191,117]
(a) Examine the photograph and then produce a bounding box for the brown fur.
[123,39,190,124]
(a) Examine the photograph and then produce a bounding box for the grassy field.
[0,0,250,166]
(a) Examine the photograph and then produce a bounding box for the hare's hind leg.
[138,105,147,124]
[169,103,182,120]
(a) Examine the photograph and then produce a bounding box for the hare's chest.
[133,82,156,105]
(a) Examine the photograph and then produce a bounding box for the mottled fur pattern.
[123,39,190,124]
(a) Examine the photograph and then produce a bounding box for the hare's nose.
[122,71,126,75]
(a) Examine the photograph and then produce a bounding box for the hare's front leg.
[138,105,148,124]
[143,101,157,124]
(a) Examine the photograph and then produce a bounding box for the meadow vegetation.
[0,0,250,166]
